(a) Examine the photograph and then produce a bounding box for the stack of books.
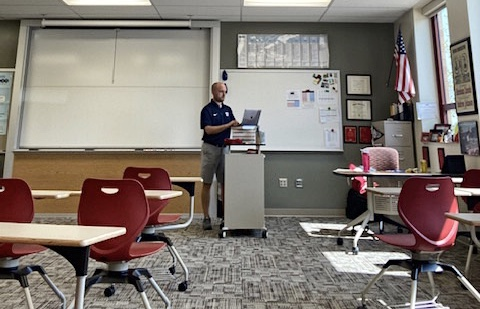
[231,125,258,144]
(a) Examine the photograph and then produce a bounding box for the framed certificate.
[343,125,357,144]
[358,126,372,144]
[346,99,372,120]
[346,74,371,95]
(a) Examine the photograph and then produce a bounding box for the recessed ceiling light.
[62,0,151,6]
[244,0,331,7]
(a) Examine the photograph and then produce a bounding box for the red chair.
[0,178,65,309]
[358,177,480,308]
[458,169,480,278]
[123,166,189,291]
[78,178,171,308]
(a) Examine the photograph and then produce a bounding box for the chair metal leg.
[426,272,437,299]
[438,262,480,303]
[167,245,189,291]
[22,287,34,309]
[147,277,171,309]
[465,242,475,279]
[17,265,66,309]
[360,265,389,306]
[140,232,189,291]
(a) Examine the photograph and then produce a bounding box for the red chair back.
[0,178,35,223]
[0,178,40,258]
[78,178,149,261]
[362,147,399,171]
[461,169,480,211]
[397,177,458,252]
[123,167,172,225]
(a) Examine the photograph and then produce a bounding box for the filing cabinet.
[371,120,415,169]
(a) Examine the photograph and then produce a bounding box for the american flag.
[394,29,416,103]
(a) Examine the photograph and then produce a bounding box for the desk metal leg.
[48,246,91,309]
[74,276,87,309]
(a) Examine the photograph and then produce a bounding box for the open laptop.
[240,109,261,126]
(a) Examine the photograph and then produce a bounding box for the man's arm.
[204,120,239,135]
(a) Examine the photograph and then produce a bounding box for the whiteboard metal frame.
[3,20,221,177]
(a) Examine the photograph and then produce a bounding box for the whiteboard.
[223,69,343,151]
[19,28,210,149]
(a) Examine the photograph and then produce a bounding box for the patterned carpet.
[0,216,479,309]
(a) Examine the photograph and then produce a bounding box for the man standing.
[200,82,239,230]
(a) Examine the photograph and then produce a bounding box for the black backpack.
[346,188,367,219]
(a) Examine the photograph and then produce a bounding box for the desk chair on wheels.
[358,177,480,309]
[0,178,66,309]
[78,178,172,309]
[363,146,406,233]
[123,166,189,292]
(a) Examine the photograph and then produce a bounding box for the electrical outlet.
[279,178,288,188]
[295,178,303,188]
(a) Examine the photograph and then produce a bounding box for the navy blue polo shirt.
[200,100,236,147]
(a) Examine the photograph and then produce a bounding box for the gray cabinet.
[221,153,267,238]
[372,120,415,170]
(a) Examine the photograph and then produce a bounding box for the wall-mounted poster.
[451,38,477,115]
[458,121,480,156]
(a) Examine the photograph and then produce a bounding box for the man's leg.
[201,182,212,230]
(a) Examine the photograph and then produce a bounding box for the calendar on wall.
[237,34,329,69]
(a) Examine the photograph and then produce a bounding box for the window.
[431,7,457,128]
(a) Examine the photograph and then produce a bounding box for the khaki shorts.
[200,142,225,184]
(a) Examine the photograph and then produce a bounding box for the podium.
[220,127,267,238]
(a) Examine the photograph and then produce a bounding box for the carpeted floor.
[1,216,479,309]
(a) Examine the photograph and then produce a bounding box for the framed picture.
[421,132,430,143]
[346,99,372,120]
[343,125,357,144]
[358,126,372,144]
[458,120,480,156]
[451,38,478,115]
[346,74,372,95]
[434,123,451,133]
[438,147,445,169]
[422,146,430,167]
[429,129,443,142]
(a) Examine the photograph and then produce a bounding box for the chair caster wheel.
[219,231,226,238]
[337,238,343,245]
[262,230,268,238]
[169,265,176,275]
[104,285,115,297]
[178,281,188,291]
[352,247,359,255]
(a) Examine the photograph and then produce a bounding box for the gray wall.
[0,21,19,68]
[221,22,397,214]
[0,20,399,215]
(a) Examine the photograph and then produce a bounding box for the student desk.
[445,212,480,278]
[0,222,126,309]
[333,168,464,254]
[162,176,203,231]
[29,188,183,308]
[31,190,75,199]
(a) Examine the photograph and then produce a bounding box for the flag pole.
[385,56,395,87]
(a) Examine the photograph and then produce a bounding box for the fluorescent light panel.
[63,0,151,6]
[244,0,331,7]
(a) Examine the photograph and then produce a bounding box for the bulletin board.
[223,69,342,151]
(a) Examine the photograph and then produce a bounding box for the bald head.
[211,82,227,103]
